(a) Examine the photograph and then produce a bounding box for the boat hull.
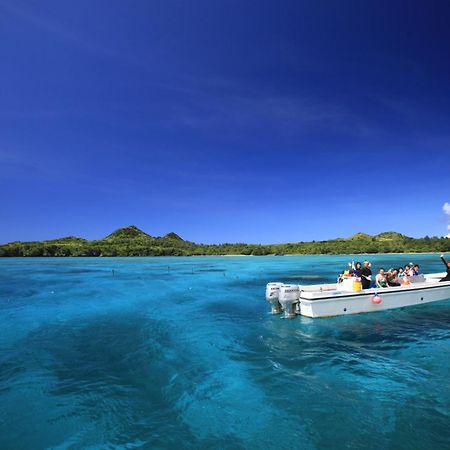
[299,282,450,318]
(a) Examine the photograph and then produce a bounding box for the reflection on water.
[0,255,449,449]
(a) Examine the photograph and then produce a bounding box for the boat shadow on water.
[263,301,450,351]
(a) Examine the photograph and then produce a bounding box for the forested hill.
[0,226,449,257]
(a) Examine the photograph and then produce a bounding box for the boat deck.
[299,273,449,301]
[267,273,450,318]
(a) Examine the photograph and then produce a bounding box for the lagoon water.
[0,255,449,449]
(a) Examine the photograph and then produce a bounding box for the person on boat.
[386,269,400,287]
[404,264,412,277]
[397,267,405,279]
[413,264,420,275]
[352,261,362,277]
[375,268,389,288]
[361,261,372,289]
[440,254,450,282]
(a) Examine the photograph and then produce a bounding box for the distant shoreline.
[0,251,443,259]
[1,226,448,257]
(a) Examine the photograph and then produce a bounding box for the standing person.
[352,261,362,277]
[361,261,372,289]
[440,254,450,282]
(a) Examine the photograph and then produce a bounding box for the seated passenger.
[375,268,389,288]
[413,264,420,275]
[404,264,412,277]
[397,267,405,278]
[387,269,400,287]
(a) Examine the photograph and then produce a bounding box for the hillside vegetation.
[0,226,448,257]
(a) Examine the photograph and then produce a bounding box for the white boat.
[266,273,450,318]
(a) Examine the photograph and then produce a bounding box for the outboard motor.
[279,284,300,319]
[265,282,283,314]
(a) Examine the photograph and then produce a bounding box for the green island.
[0,226,449,257]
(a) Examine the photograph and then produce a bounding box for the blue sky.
[1,0,450,244]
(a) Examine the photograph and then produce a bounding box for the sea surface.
[0,255,449,450]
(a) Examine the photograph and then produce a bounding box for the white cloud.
[444,202,450,216]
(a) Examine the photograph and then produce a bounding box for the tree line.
[0,230,449,257]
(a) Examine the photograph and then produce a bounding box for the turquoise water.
[0,255,449,449]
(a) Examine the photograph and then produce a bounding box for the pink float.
[371,294,382,304]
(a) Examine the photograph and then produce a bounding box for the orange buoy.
[371,294,382,304]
